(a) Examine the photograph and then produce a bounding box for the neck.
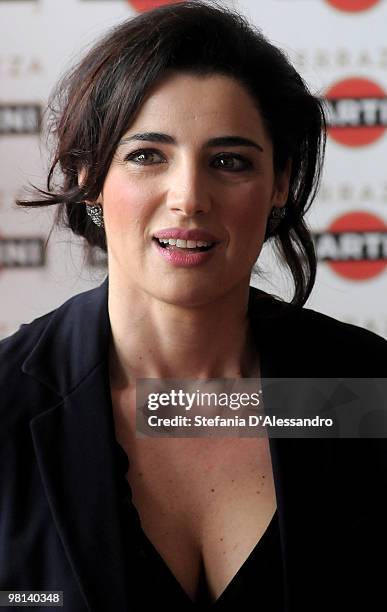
[108,276,259,389]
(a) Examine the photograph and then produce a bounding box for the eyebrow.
[118,132,264,152]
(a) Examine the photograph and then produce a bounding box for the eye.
[124,148,166,165]
[211,153,253,172]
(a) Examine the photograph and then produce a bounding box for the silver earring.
[267,206,286,235]
[86,203,104,229]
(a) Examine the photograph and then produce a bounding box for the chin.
[154,285,224,308]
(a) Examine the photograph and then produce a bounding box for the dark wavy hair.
[17,0,326,307]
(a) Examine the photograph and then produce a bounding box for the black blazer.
[1,277,387,611]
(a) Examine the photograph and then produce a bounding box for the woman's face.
[100,72,289,306]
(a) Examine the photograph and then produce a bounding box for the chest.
[112,388,277,602]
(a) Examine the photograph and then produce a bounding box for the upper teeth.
[157,238,213,248]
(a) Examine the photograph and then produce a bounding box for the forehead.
[125,72,267,138]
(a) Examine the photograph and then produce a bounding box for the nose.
[165,158,212,217]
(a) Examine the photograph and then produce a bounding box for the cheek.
[103,175,154,232]
[223,185,271,262]
[225,183,271,231]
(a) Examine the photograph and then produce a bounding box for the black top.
[3,278,387,610]
[115,440,285,610]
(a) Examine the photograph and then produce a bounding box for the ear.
[78,167,102,204]
[78,167,87,188]
[272,158,292,207]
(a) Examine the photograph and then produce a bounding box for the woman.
[1,2,387,611]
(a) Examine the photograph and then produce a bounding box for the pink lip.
[153,228,220,242]
[153,239,219,267]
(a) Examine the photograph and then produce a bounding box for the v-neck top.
[114,440,285,609]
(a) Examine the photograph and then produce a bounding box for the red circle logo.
[325,77,387,147]
[326,0,380,12]
[314,212,387,280]
[127,0,183,11]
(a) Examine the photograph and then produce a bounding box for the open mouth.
[153,237,216,252]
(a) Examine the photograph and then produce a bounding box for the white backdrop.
[1,0,386,339]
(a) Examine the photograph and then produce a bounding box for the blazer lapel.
[30,360,129,611]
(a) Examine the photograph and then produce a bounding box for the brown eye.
[211,153,252,172]
[125,149,166,165]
